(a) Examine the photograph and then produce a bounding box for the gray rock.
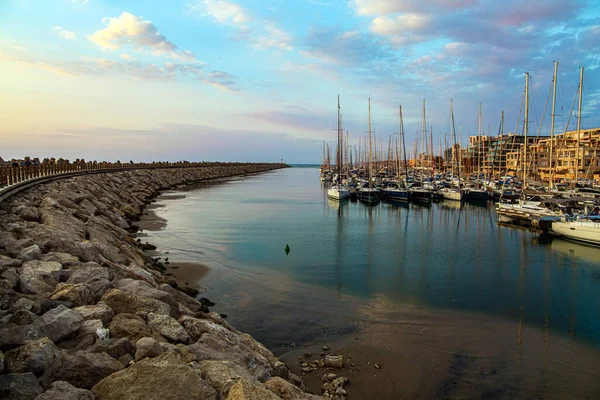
[265,377,322,399]
[31,305,83,343]
[50,284,94,307]
[67,265,112,301]
[117,354,133,367]
[0,372,44,400]
[91,351,217,400]
[178,315,217,342]
[146,313,191,344]
[11,298,40,314]
[89,338,133,360]
[8,309,38,325]
[226,379,280,400]
[15,206,40,223]
[4,338,61,377]
[158,283,203,313]
[134,337,163,361]
[101,289,172,316]
[0,255,22,269]
[33,380,96,400]
[20,245,42,262]
[46,351,123,390]
[197,360,258,392]
[0,325,37,350]
[108,313,155,343]
[0,350,4,374]
[115,279,179,315]
[41,252,79,267]
[73,303,114,326]
[2,268,19,289]
[19,261,63,295]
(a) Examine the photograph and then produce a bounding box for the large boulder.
[134,337,163,361]
[19,261,63,295]
[0,372,44,400]
[158,283,203,313]
[45,351,123,390]
[91,351,217,400]
[33,380,95,400]
[8,309,38,325]
[50,284,94,307]
[115,279,178,314]
[197,360,258,392]
[31,305,83,343]
[226,379,280,400]
[101,289,171,316]
[67,265,112,301]
[4,338,61,377]
[146,313,191,344]
[178,316,218,342]
[108,313,154,343]
[41,253,79,268]
[89,338,133,360]
[14,206,40,223]
[72,303,114,326]
[0,325,37,350]
[2,268,19,289]
[0,255,22,269]
[265,377,322,400]
[19,245,42,262]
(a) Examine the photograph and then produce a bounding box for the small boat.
[382,185,409,202]
[358,187,380,204]
[438,187,464,201]
[551,216,600,246]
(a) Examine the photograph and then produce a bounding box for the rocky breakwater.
[0,164,325,399]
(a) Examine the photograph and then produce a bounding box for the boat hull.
[382,189,409,202]
[327,188,350,201]
[551,220,600,246]
[358,189,380,205]
[440,190,463,201]
[410,190,432,204]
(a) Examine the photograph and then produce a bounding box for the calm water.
[144,166,600,348]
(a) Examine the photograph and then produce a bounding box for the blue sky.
[1,0,599,163]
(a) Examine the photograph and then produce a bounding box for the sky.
[1,0,599,163]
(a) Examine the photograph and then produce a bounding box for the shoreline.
[0,164,325,400]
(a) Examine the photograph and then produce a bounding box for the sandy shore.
[163,262,211,287]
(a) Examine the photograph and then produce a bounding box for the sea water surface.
[140,166,600,398]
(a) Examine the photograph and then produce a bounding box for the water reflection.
[144,167,600,349]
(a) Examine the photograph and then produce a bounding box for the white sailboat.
[552,217,600,246]
[440,99,464,201]
[358,98,380,204]
[327,95,350,201]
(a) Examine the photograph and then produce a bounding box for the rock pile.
[0,165,325,399]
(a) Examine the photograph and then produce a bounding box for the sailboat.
[328,95,350,201]
[439,99,465,201]
[383,106,409,202]
[358,98,380,204]
[409,99,433,204]
[465,103,488,202]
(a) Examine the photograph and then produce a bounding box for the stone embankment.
[0,164,330,400]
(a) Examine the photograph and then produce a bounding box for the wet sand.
[163,262,211,288]
[279,296,600,399]
[139,205,168,231]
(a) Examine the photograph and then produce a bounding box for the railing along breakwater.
[0,160,287,203]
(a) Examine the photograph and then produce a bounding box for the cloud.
[88,12,196,61]
[195,0,249,26]
[54,26,76,40]
[10,45,27,52]
[352,0,478,15]
[242,109,334,131]
[253,22,293,51]
[189,1,292,51]
[202,70,240,91]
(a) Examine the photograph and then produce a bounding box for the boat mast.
[430,124,434,179]
[421,99,426,184]
[524,72,530,190]
[400,106,409,182]
[368,98,373,189]
[549,61,558,190]
[337,94,342,183]
[478,103,482,180]
[575,66,584,184]
[451,99,462,190]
